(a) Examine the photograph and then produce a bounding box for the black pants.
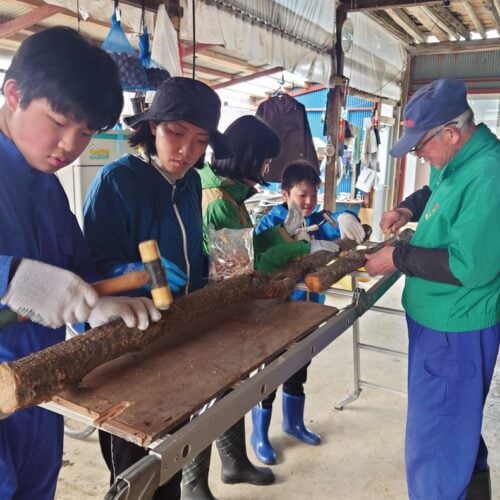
[99,430,182,500]
[261,362,309,409]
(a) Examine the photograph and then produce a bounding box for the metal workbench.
[96,270,403,499]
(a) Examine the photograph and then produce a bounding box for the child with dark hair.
[0,27,160,499]
[250,159,365,465]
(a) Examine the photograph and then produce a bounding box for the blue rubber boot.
[250,406,277,465]
[282,393,321,445]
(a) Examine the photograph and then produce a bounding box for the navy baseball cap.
[125,77,232,159]
[390,78,469,157]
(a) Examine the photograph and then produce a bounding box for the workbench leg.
[335,316,362,410]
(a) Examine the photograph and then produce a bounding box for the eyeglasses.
[410,121,458,154]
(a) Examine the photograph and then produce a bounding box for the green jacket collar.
[439,123,497,181]
[199,162,256,203]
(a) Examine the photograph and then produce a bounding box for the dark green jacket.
[199,163,310,274]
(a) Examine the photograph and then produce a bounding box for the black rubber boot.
[465,469,491,500]
[181,445,217,500]
[217,418,275,485]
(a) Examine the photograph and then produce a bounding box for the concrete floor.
[55,277,500,499]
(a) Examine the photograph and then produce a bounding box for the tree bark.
[304,229,413,292]
[0,273,295,414]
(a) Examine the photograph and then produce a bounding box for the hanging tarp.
[179,0,334,84]
[344,13,406,101]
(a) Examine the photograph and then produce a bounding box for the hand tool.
[0,239,172,328]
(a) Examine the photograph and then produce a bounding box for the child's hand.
[338,213,365,243]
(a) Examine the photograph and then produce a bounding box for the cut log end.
[0,363,18,414]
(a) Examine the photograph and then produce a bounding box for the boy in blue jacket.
[251,159,364,465]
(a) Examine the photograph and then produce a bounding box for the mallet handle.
[91,271,150,296]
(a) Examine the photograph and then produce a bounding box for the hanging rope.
[192,0,196,79]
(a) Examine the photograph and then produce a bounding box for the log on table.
[304,228,414,293]
[0,273,296,414]
[0,225,373,413]
[271,224,372,281]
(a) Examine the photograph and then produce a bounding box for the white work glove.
[338,213,365,243]
[309,240,340,254]
[87,296,161,331]
[284,201,305,236]
[0,259,98,328]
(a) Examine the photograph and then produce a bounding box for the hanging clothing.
[0,132,97,499]
[256,94,319,182]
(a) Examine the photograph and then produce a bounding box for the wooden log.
[0,224,373,413]
[271,224,372,281]
[304,229,414,292]
[0,273,296,414]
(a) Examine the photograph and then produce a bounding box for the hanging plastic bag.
[208,226,254,282]
[102,11,148,92]
[139,26,171,91]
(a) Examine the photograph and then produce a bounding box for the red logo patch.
[404,119,415,127]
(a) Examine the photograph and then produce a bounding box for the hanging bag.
[139,25,170,90]
[101,6,148,92]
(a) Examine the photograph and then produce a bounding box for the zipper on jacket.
[171,184,190,295]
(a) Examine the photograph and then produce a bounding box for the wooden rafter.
[483,0,500,29]
[182,43,219,57]
[210,66,284,90]
[0,4,64,39]
[387,7,427,42]
[407,6,449,41]
[183,63,236,79]
[462,0,487,38]
[339,0,442,13]
[420,5,462,40]
[365,11,414,45]
[414,37,500,54]
[429,4,471,39]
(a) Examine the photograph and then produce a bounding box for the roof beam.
[387,7,426,42]
[339,0,441,13]
[462,1,486,38]
[407,6,449,41]
[210,67,283,90]
[182,63,236,79]
[182,43,219,57]
[427,4,470,39]
[365,11,414,45]
[419,5,461,40]
[0,4,65,39]
[414,37,500,54]
[482,0,500,29]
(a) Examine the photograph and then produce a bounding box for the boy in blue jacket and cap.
[250,159,364,465]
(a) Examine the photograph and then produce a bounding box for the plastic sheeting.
[43,0,155,38]
[151,5,182,77]
[344,13,406,101]
[179,0,334,84]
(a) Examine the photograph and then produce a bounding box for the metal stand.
[333,272,407,410]
[56,271,401,500]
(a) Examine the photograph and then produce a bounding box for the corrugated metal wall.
[411,49,500,93]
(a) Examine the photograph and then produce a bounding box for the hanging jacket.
[256,95,319,182]
[83,154,204,293]
[199,163,309,274]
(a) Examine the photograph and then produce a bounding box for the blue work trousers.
[405,316,499,500]
[0,407,63,499]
